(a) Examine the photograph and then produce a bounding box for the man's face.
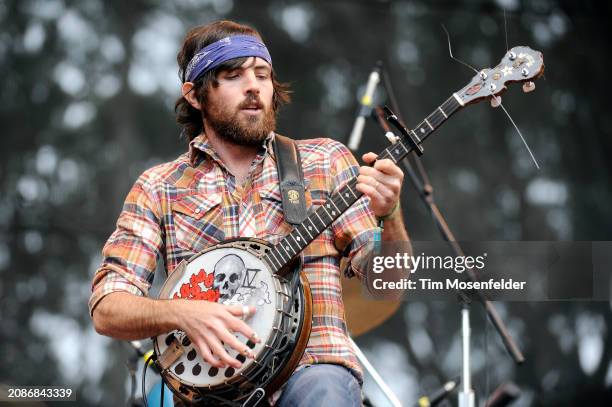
[204,57,276,146]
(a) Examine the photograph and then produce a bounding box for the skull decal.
[213,254,246,301]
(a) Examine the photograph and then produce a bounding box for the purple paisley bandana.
[184,35,272,83]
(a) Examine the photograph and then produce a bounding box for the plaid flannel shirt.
[89,133,377,381]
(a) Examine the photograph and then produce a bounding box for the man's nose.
[243,71,260,95]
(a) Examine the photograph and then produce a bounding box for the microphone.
[415,377,460,407]
[348,64,381,151]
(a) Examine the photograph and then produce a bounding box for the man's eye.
[225,73,239,79]
[257,74,269,80]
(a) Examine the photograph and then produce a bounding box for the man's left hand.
[355,152,404,217]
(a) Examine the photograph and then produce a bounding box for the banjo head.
[154,239,283,389]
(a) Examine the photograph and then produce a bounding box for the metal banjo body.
[154,238,312,405]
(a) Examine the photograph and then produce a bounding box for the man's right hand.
[91,292,260,370]
[172,300,260,369]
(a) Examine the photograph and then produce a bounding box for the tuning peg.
[490,96,502,108]
[522,81,536,93]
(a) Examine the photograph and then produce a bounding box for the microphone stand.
[349,337,403,407]
[126,340,148,407]
[368,65,525,407]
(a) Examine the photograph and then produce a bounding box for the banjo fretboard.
[263,95,462,271]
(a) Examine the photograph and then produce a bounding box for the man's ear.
[181,82,202,110]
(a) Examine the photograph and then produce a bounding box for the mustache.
[237,94,264,110]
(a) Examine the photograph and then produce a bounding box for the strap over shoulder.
[273,134,308,225]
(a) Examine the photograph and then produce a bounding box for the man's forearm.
[92,291,182,340]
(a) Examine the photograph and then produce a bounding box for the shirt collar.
[188,131,276,167]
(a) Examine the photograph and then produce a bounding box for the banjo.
[153,46,544,405]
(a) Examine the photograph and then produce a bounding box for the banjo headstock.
[453,46,544,107]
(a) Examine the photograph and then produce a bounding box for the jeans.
[276,364,362,407]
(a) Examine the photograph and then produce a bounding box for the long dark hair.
[175,20,291,142]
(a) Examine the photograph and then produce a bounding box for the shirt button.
[195,208,201,214]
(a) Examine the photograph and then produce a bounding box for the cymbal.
[341,276,401,337]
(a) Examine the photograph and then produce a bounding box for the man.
[90,20,410,406]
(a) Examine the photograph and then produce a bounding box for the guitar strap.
[273,134,308,225]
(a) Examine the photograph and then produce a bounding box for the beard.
[204,94,276,147]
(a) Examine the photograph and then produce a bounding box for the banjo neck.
[263,95,463,272]
[262,45,545,273]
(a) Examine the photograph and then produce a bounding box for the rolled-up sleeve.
[327,141,377,280]
[89,174,164,316]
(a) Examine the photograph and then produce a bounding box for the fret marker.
[285,246,290,252]
[331,211,336,216]
[308,226,313,230]
[326,204,330,209]
[420,128,426,134]
[425,118,434,131]
[345,193,349,198]
[296,236,301,241]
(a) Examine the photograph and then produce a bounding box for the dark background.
[1,0,611,405]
